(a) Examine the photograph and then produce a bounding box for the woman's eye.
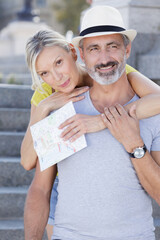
[56,59,62,65]
[41,72,48,77]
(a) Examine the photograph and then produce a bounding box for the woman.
[21,29,160,239]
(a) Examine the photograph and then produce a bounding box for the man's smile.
[95,62,118,73]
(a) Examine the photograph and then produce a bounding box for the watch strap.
[128,144,147,158]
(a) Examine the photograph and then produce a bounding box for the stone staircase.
[0,84,47,240]
[0,83,160,240]
[0,56,32,85]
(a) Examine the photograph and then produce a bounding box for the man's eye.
[89,46,99,52]
[111,45,117,48]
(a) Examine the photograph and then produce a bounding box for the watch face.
[134,147,145,159]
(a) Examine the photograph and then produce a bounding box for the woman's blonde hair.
[26,29,71,91]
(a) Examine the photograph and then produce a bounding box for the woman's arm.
[20,87,89,170]
[126,71,160,119]
[20,103,50,170]
[128,71,160,96]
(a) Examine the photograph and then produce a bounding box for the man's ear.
[126,41,132,59]
[78,47,85,62]
[69,43,77,61]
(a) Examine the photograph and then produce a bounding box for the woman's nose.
[52,70,63,81]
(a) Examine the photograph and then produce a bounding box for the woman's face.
[36,45,79,93]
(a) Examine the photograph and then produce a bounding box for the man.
[24,6,160,240]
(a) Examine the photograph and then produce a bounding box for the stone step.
[0,56,30,75]
[152,199,160,239]
[152,199,160,218]
[0,64,29,74]
[0,56,27,64]
[1,73,32,85]
[0,108,30,131]
[0,219,24,240]
[0,187,28,218]
[0,131,24,156]
[0,218,47,240]
[0,157,34,187]
[0,84,33,108]
[154,219,160,240]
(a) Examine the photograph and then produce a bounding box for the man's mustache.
[95,61,118,70]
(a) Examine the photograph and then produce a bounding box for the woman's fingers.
[62,126,80,141]
[59,114,87,141]
[71,95,85,102]
[69,131,83,142]
[70,86,89,97]
[59,116,75,129]
[60,123,77,138]
[59,116,79,140]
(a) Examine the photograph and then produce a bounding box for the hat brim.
[72,29,137,48]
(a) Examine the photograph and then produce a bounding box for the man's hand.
[101,103,144,152]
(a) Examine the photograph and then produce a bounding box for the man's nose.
[99,50,111,64]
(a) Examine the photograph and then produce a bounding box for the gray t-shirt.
[52,91,160,240]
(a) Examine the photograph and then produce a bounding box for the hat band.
[80,25,126,36]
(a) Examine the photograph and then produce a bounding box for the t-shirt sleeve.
[126,64,138,75]
[30,83,52,106]
[150,115,160,151]
[151,130,160,151]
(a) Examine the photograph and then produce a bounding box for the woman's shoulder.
[31,82,52,106]
[125,64,138,75]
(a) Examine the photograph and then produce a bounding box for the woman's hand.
[37,86,89,117]
[59,114,106,142]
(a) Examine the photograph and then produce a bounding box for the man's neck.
[89,73,135,113]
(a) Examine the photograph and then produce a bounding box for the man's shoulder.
[131,95,160,129]
[142,112,160,122]
[140,112,160,134]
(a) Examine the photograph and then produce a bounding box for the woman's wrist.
[97,114,106,131]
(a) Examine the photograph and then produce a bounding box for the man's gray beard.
[85,57,126,86]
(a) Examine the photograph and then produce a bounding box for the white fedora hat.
[72,5,137,47]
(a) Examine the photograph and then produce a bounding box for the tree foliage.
[52,0,89,35]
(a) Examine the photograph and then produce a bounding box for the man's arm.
[101,104,160,205]
[131,150,160,205]
[24,160,57,240]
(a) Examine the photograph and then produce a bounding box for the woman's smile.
[59,79,71,88]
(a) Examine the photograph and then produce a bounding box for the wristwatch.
[127,144,147,159]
